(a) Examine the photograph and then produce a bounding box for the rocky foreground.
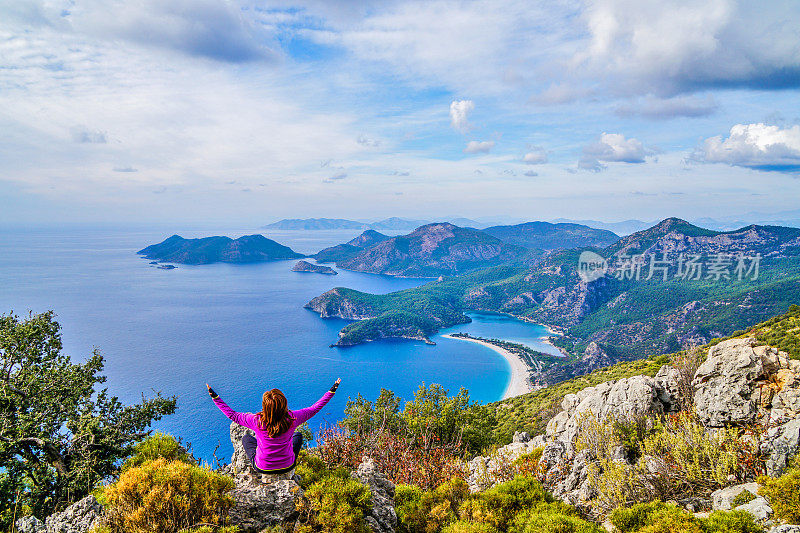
[19,334,800,533]
[468,336,800,528]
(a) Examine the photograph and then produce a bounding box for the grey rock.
[230,422,256,475]
[44,495,103,533]
[735,496,773,522]
[654,364,683,410]
[762,418,800,476]
[711,482,760,510]
[229,478,303,532]
[693,338,763,426]
[15,516,45,533]
[545,376,664,444]
[513,431,531,443]
[351,458,396,533]
[771,526,800,533]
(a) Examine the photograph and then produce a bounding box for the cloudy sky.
[1,0,799,225]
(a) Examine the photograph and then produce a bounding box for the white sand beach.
[442,334,534,399]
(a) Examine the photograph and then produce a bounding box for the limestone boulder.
[44,495,103,533]
[693,338,764,426]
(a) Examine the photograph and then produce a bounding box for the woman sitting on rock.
[207,379,340,474]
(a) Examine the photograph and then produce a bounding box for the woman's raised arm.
[207,383,257,429]
[293,378,340,425]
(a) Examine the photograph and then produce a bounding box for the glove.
[207,384,219,399]
[330,378,341,393]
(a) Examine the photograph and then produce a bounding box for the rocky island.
[138,234,304,265]
[291,260,337,275]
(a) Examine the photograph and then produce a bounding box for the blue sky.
[1,0,799,225]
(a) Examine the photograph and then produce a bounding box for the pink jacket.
[213,391,334,470]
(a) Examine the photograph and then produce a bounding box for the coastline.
[442,334,533,400]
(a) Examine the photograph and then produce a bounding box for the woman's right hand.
[330,378,341,393]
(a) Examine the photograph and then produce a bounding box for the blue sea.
[0,225,556,462]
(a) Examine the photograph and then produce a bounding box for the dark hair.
[258,389,294,437]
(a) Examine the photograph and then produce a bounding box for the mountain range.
[305,217,800,382]
[483,221,619,250]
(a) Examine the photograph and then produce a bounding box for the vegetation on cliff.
[0,311,176,529]
[306,218,800,379]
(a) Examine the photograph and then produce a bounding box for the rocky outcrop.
[693,338,800,427]
[467,431,541,492]
[351,458,397,533]
[44,495,103,533]
[545,375,664,445]
[15,516,45,533]
[693,338,764,426]
[711,482,760,510]
[762,418,800,477]
[229,478,303,532]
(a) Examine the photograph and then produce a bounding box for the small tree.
[0,311,176,527]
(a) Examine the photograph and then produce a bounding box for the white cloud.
[523,146,547,164]
[464,141,495,154]
[449,100,474,133]
[579,133,652,171]
[692,123,800,172]
[577,0,800,94]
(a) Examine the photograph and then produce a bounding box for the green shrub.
[101,457,235,533]
[295,450,339,490]
[459,476,558,531]
[759,458,800,523]
[609,501,669,533]
[701,510,761,533]
[441,521,500,533]
[730,490,757,508]
[638,506,701,533]
[395,477,470,533]
[508,508,602,533]
[122,432,193,471]
[298,469,372,533]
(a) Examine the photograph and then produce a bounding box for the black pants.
[242,432,303,473]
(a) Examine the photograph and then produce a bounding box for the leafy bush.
[315,426,466,490]
[730,490,757,507]
[637,506,701,533]
[759,457,800,523]
[609,501,669,533]
[395,477,470,533]
[643,412,761,492]
[512,448,544,478]
[702,510,761,533]
[610,503,760,533]
[578,411,760,511]
[100,457,235,533]
[459,476,559,531]
[297,468,372,533]
[509,509,602,533]
[122,432,193,471]
[441,521,499,533]
[341,384,497,455]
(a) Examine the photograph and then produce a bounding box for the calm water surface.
[0,225,553,461]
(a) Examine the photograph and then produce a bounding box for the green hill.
[138,234,303,265]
